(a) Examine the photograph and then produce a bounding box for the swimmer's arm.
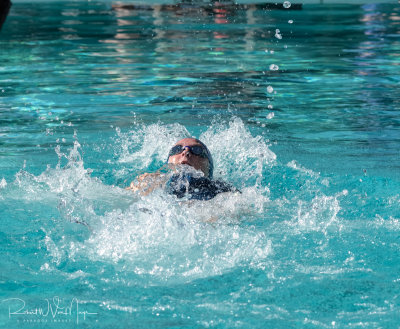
[126,164,173,195]
[126,172,167,195]
[125,172,154,191]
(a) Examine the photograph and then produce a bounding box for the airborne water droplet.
[267,86,274,93]
[275,29,282,40]
[283,1,291,8]
[288,19,294,24]
[269,64,279,71]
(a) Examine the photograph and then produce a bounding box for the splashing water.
[2,117,345,286]
[2,115,400,327]
[2,117,351,293]
[2,119,279,284]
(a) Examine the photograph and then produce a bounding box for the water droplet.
[267,86,274,93]
[0,178,7,188]
[266,112,274,119]
[268,104,273,109]
[283,1,291,8]
[269,64,279,71]
[275,29,282,39]
[288,19,293,24]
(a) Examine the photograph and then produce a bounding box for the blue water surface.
[1,2,400,328]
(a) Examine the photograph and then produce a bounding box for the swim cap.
[196,140,214,178]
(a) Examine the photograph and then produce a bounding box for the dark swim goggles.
[168,145,208,158]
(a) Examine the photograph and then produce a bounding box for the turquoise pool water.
[1,2,400,328]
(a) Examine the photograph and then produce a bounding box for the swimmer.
[127,137,239,200]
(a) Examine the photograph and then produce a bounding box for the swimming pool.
[1,1,400,328]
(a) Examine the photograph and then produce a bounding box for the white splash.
[6,117,348,285]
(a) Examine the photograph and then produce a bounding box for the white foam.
[116,123,190,166]
[53,118,274,282]
[83,206,273,283]
[201,117,276,187]
[6,117,349,284]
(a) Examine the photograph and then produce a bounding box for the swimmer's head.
[167,138,214,178]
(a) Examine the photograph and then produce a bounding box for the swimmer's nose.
[181,147,191,157]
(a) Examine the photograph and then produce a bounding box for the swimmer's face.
[167,138,210,177]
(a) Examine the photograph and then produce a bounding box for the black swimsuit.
[165,173,238,201]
